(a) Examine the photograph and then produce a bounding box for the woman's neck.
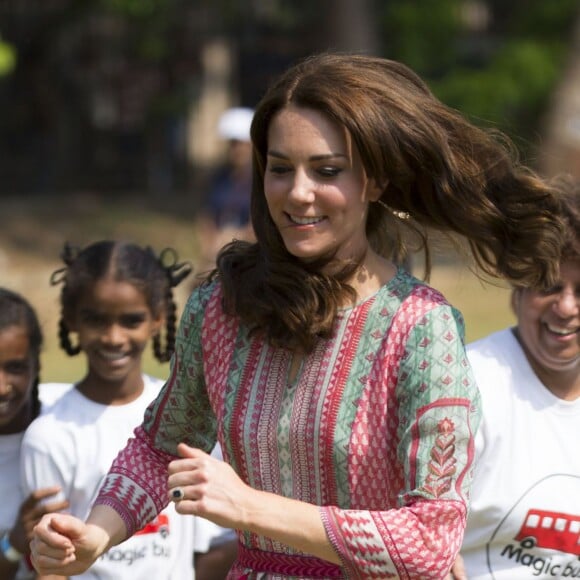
[512,327,580,401]
[533,364,580,402]
[349,252,397,303]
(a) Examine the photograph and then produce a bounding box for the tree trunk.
[321,0,381,54]
[540,12,580,179]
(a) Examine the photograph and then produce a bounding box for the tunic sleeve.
[321,302,481,579]
[94,282,219,535]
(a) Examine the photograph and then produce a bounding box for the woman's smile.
[286,213,326,226]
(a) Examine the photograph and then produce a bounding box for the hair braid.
[57,317,81,356]
[151,248,191,363]
[152,282,179,363]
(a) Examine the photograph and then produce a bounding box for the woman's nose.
[288,170,315,204]
[553,287,579,317]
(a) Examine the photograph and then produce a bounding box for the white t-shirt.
[0,383,71,579]
[0,432,25,542]
[21,376,194,580]
[460,328,580,579]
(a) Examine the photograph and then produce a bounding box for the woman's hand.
[168,444,337,564]
[30,513,110,576]
[446,554,467,580]
[10,486,69,555]
[167,443,251,530]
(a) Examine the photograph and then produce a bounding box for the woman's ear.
[367,178,387,202]
[510,288,520,316]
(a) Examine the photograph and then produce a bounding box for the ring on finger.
[171,487,185,502]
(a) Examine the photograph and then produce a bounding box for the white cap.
[217,107,254,142]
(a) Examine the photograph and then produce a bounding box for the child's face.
[0,324,36,433]
[68,278,163,387]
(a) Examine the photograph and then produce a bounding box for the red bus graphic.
[515,509,580,556]
[135,514,170,538]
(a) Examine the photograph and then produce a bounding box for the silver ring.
[171,487,185,502]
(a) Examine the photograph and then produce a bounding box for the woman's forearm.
[84,505,129,554]
[239,488,339,564]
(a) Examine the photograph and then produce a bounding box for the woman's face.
[513,259,580,385]
[0,324,36,433]
[263,105,381,263]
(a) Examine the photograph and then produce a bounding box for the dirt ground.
[0,192,515,382]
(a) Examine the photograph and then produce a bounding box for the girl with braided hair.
[51,240,187,364]
[0,288,69,579]
[19,240,199,579]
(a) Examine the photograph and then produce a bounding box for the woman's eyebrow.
[267,150,348,161]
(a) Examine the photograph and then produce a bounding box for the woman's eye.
[538,284,562,297]
[267,164,291,175]
[317,166,341,178]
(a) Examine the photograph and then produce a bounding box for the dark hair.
[50,241,192,362]
[0,287,42,420]
[216,52,565,352]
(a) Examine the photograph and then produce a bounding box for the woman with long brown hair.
[31,52,565,579]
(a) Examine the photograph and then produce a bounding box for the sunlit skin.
[0,325,36,434]
[512,258,580,400]
[67,277,163,405]
[264,105,396,300]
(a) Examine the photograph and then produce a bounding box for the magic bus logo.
[516,509,580,556]
[135,514,170,538]
[485,475,580,578]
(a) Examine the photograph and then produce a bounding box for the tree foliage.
[381,0,579,154]
[0,0,578,192]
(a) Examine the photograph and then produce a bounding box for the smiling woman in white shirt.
[453,181,580,580]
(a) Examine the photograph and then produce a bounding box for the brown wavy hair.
[216,52,565,352]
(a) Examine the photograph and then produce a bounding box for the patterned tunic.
[96,268,481,579]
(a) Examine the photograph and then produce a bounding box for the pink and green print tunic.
[96,268,481,579]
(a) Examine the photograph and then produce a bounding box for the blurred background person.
[194,107,255,280]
